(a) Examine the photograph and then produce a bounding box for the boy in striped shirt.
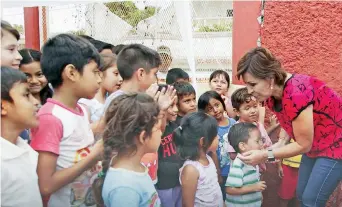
[225,122,266,207]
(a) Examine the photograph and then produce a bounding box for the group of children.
[1,20,301,207]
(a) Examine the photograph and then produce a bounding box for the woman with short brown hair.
[237,47,342,207]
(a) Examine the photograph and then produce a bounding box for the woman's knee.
[299,158,342,207]
[301,190,318,207]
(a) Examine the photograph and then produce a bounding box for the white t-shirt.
[78,98,104,122]
[1,137,43,207]
[31,99,100,207]
[103,90,125,115]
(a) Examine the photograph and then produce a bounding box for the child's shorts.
[278,164,299,200]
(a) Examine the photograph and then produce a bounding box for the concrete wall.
[192,1,232,18]
[262,2,342,95]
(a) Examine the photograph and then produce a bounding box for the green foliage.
[105,2,157,27]
[13,24,24,34]
[68,29,86,36]
[197,22,232,32]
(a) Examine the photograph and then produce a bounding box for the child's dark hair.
[19,49,53,105]
[117,44,161,81]
[231,87,254,110]
[100,53,117,72]
[166,68,189,85]
[41,33,101,88]
[88,39,115,53]
[209,70,230,89]
[1,67,27,102]
[174,111,218,160]
[1,20,20,40]
[92,93,160,206]
[228,122,258,153]
[113,44,125,55]
[198,90,226,112]
[173,81,196,101]
[78,34,94,40]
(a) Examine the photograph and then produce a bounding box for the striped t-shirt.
[225,156,262,207]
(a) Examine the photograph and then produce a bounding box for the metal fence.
[40,0,233,94]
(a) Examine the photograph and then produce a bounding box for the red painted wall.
[232,1,261,85]
[262,2,342,206]
[262,2,342,95]
[24,7,40,50]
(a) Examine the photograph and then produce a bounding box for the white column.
[174,0,197,93]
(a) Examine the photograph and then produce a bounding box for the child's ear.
[63,64,80,82]
[1,100,10,116]
[138,130,147,144]
[136,68,145,81]
[233,108,240,116]
[238,142,246,152]
[199,137,205,148]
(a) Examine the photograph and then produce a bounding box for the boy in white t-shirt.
[1,67,42,206]
[30,34,103,207]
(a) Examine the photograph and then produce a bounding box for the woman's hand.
[238,150,268,166]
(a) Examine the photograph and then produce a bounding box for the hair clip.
[98,171,106,178]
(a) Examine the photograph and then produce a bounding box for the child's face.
[20,61,48,95]
[102,65,123,94]
[209,75,229,95]
[140,68,158,91]
[100,49,114,55]
[166,97,178,122]
[175,78,189,84]
[77,60,102,99]
[1,82,39,129]
[1,30,22,69]
[206,98,225,121]
[241,129,263,152]
[178,93,196,116]
[145,113,163,152]
[236,97,259,123]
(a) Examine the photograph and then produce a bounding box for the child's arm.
[266,115,280,135]
[36,140,103,196]
[208,151,222,183]
[181,165,199,207]
[258,105,266,125]
[226,181,266,195]
[277,160,284,178]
